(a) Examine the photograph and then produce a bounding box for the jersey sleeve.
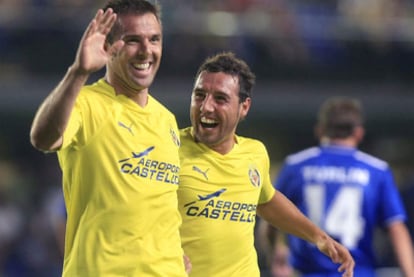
[378,168,407,226]
[258,143,275,204]
[60,100,82,150]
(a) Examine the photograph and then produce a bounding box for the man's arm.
[30,68,89,151]
[388,221,414,277]
[257,191,355,277]
[30,9,119,151]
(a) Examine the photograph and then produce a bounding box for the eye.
[193,91,206,101]
[124,37,140,45]
[150,35,161,43]
[214,95,228,104]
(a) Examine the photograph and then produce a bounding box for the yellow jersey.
[178,127,275,277]
[58,79,186,277]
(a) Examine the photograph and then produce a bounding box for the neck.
[320,136,358,147]
[104,76,149,107]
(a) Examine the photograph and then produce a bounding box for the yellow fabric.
[58,79,186,277]
[178,127,275,277]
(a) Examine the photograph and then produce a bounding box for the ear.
[314,123,323,139]
[240,98,251,120]
[354,126,365,143]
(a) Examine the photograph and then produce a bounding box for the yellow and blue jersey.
[178,127,275,277]
[58,79,186,277]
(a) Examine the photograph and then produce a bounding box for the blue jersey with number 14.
[274,144,407,276]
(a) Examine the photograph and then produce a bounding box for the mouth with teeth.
[132,62,150,70]
[200,116,219,128]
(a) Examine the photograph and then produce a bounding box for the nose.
[139,39,151,55]
[200,94,214,113]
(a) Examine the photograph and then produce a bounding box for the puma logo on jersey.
[192,165,209,180]
[118,121,133,135]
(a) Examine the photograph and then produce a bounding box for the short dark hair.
[195,52,256,103]
[103,0,162,44]
[317,97,364,139]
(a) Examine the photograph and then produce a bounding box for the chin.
[199,137,217,147]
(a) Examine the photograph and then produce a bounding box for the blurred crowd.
[1,0,414,81]
[0,156,63,276]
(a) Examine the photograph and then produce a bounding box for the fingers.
[338,261,354,277]
[319,239,340,263]
[329,247,340,264]
[84,9,116,38]
[335,243,355,277]
[98,8,117,35]
[321,239,354,277]
[183,254,192,275]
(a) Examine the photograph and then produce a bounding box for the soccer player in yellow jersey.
[30,1,189,276]
[177,52,355,277]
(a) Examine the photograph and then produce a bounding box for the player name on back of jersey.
[302,166,369,185]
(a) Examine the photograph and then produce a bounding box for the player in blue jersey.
[263,97,414,277]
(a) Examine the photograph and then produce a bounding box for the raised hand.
[72,8,124,75]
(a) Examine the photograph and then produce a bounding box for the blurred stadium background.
[1,0,414,276]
